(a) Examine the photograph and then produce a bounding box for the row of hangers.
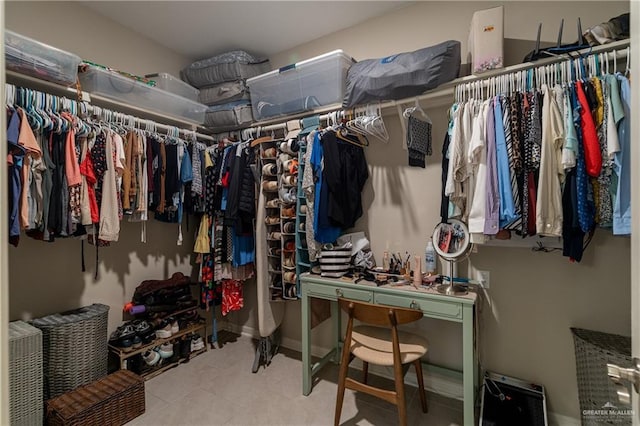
[455,46,631,102]
[6,83,201,145]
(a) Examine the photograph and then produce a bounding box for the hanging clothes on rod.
[443,46,631,262]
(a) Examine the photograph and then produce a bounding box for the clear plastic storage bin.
[247,50,355,121]
[145,73,200,101]
[5,30,81,86]
[79,66,207,124]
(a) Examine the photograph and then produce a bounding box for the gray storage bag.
[343,40,461,108]
[182,50,270,88]
[204,100,254,128]
[199,80,251,106]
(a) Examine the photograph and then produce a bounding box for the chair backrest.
[338,298,423,327]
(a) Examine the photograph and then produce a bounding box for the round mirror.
[431,219,473,295]
[432,218,472,261]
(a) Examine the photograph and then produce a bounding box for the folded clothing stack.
[181,50,271,129]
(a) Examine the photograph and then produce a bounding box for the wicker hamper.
[32,303,110,399]
[46,369,145,426]
[9,320,43,426]
[571,327,632,425]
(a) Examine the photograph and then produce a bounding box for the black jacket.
[322,131,368,229]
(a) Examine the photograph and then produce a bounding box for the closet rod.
[6,70,215,142]
[237,111,336,136]
[220,39,631,138]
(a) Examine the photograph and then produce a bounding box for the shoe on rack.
[261,147,277,159]
[168,342,181,363]
[265,198,280,208]
[140,330,156,345]
[109,324,136,349]
[262,163,277,176]
[132,320,151,336]
[157,343,174,359]
[132,335,142,349]
[282,221,296,233]
[120,338,134,352]
[168,317,179,335]
[155,321,173,339]
[180,336,193,360]
[265,216,280,225]
[268,247,282,256]
[191,334,205,352]
[262,180,278,191]
[143,349,161,366]
[281,206,296,218]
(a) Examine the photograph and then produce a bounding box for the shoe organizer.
[247,50,355,120]
[79,66,208,124]
[5,30,81,86]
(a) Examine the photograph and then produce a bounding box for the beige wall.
[4,0,632,422]
[5,1,197,334]
[6,1,190,77]
[237,1,630,422]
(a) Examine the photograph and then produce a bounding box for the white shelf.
[6,70,215,140]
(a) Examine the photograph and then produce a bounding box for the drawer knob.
[336,289,343,297]
[410,300,419,309]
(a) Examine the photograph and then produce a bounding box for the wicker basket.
[9,320,43,426]
[32,304,110,399]
[571,327,632,425]
[46,369,145,426]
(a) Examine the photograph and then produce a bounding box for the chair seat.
[350,325,428,366]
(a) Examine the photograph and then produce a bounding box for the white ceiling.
[82,1,413,61]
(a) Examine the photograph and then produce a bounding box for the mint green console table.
[300,273,478,425]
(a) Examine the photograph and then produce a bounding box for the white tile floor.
[127,333,463,426]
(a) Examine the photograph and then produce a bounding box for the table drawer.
[307,283,373,302]
[374,293,462,320]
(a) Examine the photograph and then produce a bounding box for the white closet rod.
[222,39,630,138]
[6,70,215,142]
[454,43,631,100]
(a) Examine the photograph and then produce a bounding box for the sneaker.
[155,321,172,339]
[120,338,133,352]
[140,330,156,345]
[132,320,151,336]
[109,324,136,349]
[191,334,205,352]
[143,349,161,366]
[157,343,174,359]
[132,335,142,349]
[170,319,179,335]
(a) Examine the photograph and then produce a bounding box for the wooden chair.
[335,298,429,426]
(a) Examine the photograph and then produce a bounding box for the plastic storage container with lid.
[79,66,207,124]
[5,30,82,86]
[247,50,355,121]
[145,73,200,101]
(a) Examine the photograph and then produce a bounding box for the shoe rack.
[280,144,298,300]
[295,142,310,297]
[108,321,207,381]
[260,141,284,301]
